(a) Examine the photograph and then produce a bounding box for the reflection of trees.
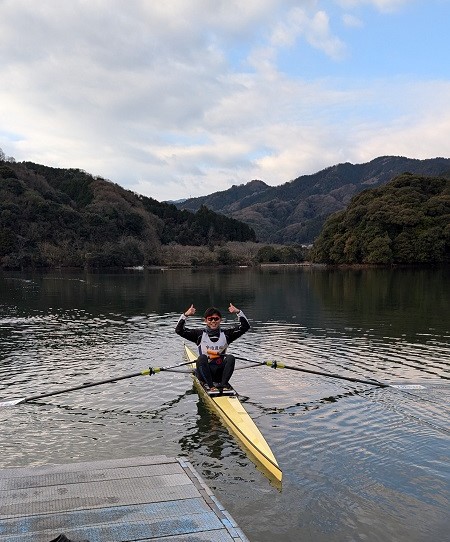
[0,269,259,317]
[306,266,449,338]
[178,396,229,460]
[2,266,447,341]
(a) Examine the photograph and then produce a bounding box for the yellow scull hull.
[184,344,282,483]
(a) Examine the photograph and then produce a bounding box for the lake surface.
[0,266,449,541]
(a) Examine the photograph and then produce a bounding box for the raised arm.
[225,303,250,343]
[175,304,202,343]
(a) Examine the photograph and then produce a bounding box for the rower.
[175,302,250,392]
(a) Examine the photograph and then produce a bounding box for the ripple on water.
[1,271,449,542]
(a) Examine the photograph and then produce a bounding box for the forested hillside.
[0,159,255,269]
[2,152,448,269]
[310,173,450,264]
[176,156,450,243]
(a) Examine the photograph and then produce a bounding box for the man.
[175,302,250,392]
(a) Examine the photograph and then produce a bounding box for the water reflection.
[0,268,449,542]
[179,398,229,460]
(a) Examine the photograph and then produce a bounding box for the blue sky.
[1,0,449,201]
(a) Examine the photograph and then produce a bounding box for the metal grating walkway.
[0,455,250,542]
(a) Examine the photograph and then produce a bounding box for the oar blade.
[390,384,426,390]
[0,398,26,408]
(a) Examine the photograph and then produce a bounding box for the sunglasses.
[206,316,221,322]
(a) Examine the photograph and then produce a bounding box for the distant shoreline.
[2,261,446,274]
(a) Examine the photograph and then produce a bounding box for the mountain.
[0,160,255,269]
[176,156,450,243]
[176,179,269,212]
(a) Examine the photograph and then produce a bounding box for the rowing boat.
[184,344,282,483]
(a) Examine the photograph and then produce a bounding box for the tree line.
[0,157,257,269]
[310,173,449,265]
[1,150,448,269]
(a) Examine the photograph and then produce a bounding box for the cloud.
[271,7,347,60]
[350,80,450,161]
[335,0,411,13]
[250,77,450,186]
[0,0,448,201]
[342,13,364,27]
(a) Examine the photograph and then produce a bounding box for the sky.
[1,0,450,202]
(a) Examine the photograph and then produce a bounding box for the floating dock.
[0,455,250,542]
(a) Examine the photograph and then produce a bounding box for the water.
[0,267,449,541]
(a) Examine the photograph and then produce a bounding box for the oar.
[0,360,194,408]
[235,356,426,390]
